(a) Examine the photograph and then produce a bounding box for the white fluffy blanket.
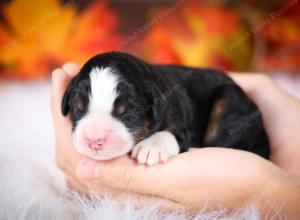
[0,74,299,220]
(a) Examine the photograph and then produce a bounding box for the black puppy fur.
[62,52,270,158]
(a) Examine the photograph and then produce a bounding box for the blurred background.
[0,0,299,150]
[0,0,300,79]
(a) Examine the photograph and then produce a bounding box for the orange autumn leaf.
[134,25,182,64]
[134,2,248,71]
[0,0,121,79]
[187,2,240,38]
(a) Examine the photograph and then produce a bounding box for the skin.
[51,63,300,217]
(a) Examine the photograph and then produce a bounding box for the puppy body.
[62,52,270,165]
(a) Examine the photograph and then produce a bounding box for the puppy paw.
[131,131,180,166]
[131,142,169,166]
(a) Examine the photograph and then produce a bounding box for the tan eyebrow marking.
[116,102,127,115]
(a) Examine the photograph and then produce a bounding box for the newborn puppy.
[62,52,270,165]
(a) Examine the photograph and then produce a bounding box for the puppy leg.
[179,68,269,157]
[131,131,180,166]
[204,85,270,158]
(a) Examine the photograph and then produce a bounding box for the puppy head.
[61,53,164,160]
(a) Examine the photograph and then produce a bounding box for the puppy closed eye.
[113,96,130,115]
[116,102,127,115]
[74,97,86,112]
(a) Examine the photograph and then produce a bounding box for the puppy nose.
[86,137,105,150]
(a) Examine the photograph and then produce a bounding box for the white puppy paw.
[131,131,180,166]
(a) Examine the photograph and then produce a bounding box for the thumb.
[76,156,170,196]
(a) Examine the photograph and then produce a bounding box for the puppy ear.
[61,84,72,116]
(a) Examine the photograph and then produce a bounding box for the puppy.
[62,52,270,165]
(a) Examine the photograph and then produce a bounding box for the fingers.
[52,62,83,186]
[51,62,80,116]
[51,62,80,145]
[228,72,274,96]
[51,68,69,114]
[74,148,244,201]
[76,156,170,196]
[62,62,80,78]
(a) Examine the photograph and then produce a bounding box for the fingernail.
[77,159,99,179]
[52,68,67,80]
[62,62,80,76]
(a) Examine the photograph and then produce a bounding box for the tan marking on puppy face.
[74,97,85,112]
[133,120,150,143]
[204,99,228,145]
[116,101,127,115]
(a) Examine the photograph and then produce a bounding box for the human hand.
[51,62,89,193]
[229,73,300,176]
[52,64,300,215]
[76,147,300,217]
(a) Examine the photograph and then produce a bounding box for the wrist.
[228,73,275,97]
[257,168,300,218]
[244,74,277,101]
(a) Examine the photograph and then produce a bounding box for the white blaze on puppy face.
[72,67,134,160]
[89,67,118,113]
